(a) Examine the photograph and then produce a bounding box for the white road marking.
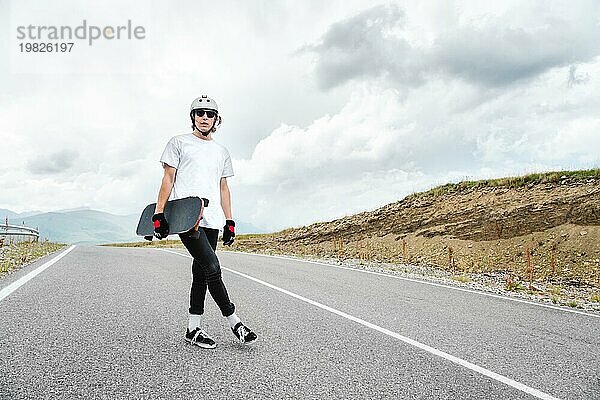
[160,248,561,400]
[0,245,76,302]
[220,250,600,319]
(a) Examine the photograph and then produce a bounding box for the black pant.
[178,228,235,317]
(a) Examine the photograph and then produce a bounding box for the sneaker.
[231,322,257,344]
[185,327,216,349]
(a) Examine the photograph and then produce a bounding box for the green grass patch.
[451,275,472,283]
[547,285,562,296]
[102,239,182,248]
[410,168,600,198]
[236,233,272,240]
[103,233,275,248]
[505,281,523,292]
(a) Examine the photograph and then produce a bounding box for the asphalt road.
[1,246,599,399]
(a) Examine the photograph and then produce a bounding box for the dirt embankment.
[232,174,600,290]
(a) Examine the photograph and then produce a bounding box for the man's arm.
[220,177,232,219]
[155,164,176,214]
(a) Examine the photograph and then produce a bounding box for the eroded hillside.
[232,170,600,288]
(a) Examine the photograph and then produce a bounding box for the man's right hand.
[152,213,169,239]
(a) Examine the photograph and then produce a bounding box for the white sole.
[185,337,217,349]
[239,337,257,345]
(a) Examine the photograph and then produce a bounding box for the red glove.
[222,220,235,245]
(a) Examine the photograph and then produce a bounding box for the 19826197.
[19,42,74,52]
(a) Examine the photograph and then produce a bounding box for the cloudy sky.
[1,0,599,232]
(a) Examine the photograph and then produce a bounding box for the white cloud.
[544,117,600,164]
[304,1,600,89]
[230,57,600,230]
[0,1,599,233]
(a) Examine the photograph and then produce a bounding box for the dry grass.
[0,240,67,276]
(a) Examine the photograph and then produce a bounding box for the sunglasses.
[194,109,217,118]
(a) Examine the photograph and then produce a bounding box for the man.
[152,95,257,348]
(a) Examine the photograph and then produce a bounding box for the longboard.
[136,196,209,240]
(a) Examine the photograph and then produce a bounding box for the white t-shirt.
[159,133,234,230]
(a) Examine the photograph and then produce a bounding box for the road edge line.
[219,250,600,319]
[159,248,561,400]
[0,245,76,302]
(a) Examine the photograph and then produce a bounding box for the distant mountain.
[0,208,20,221]
[19,210,45,218]
[0,208,44,221]
[1,207,268,245]
[236,221,269,235]
[54,207,93,213]
[19,210,140,245]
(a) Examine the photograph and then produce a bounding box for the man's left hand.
[222,219,235,246]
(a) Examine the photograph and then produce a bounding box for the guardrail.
[0,219,40,244]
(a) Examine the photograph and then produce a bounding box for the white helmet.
[190,95,218,113]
